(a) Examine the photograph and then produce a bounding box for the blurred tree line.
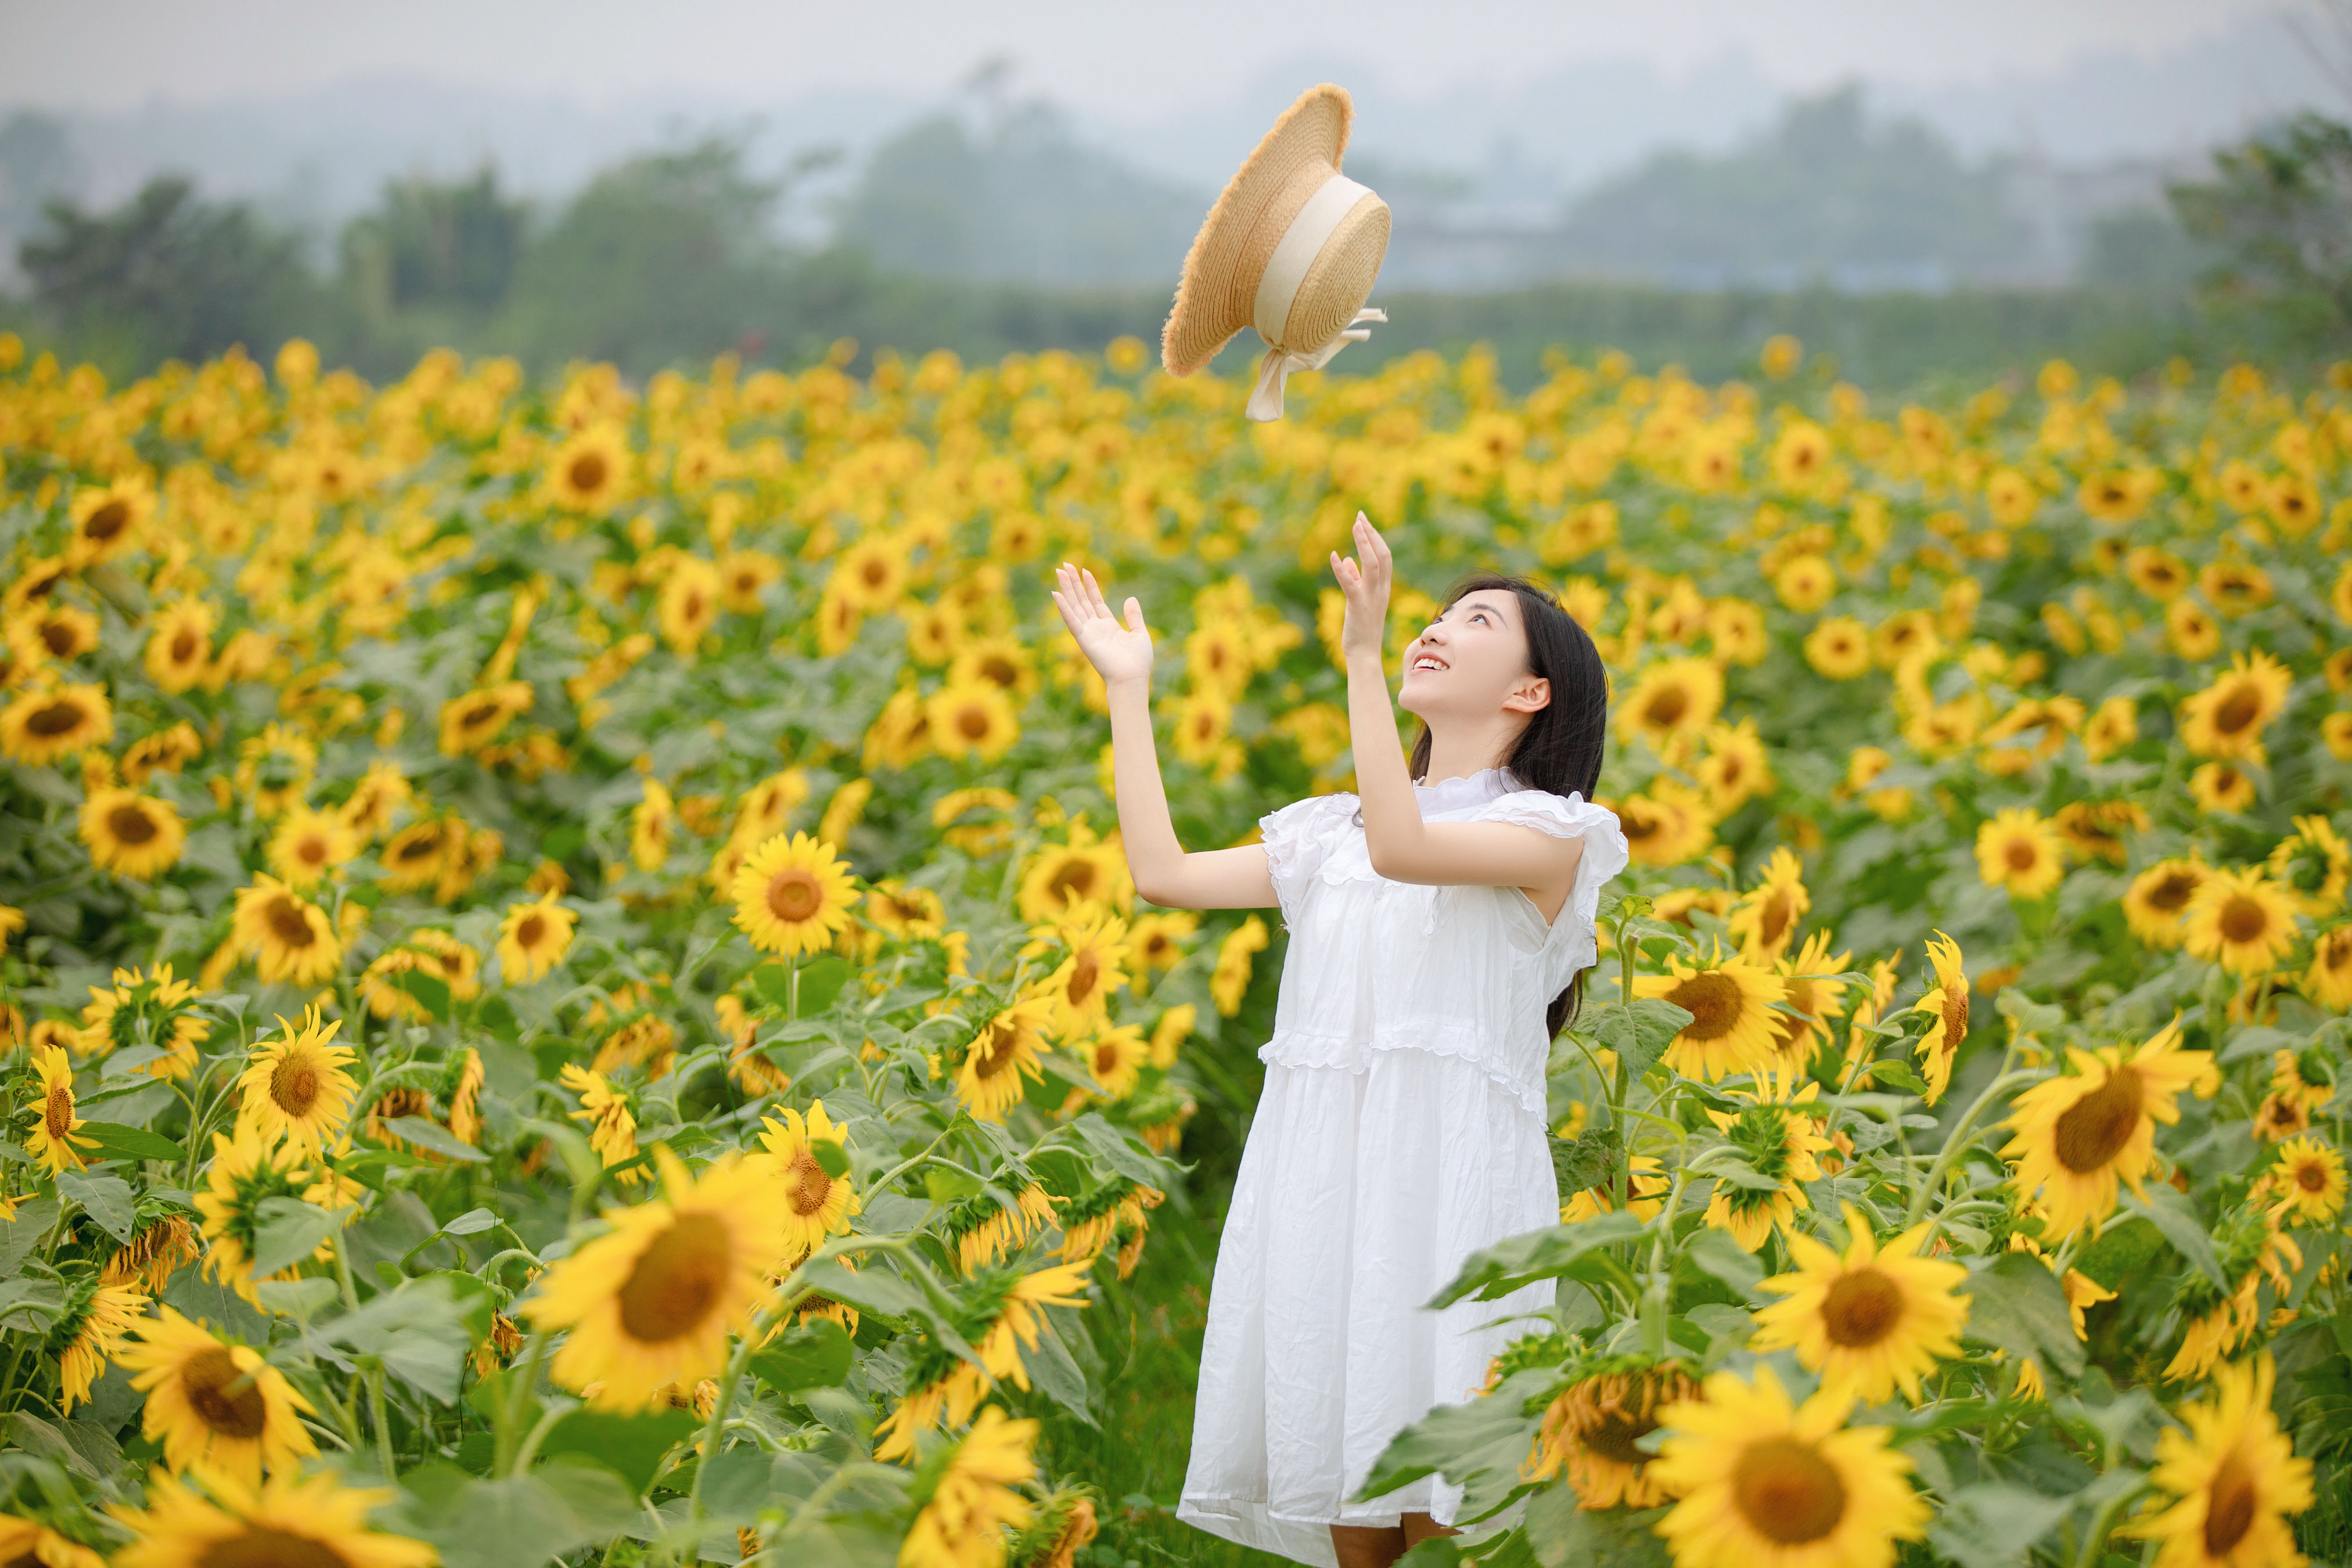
[0,104,2343,389]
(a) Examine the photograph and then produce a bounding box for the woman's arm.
[1052,562,1278,911]
[1332,515,1585,914]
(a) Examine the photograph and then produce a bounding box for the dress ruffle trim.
[1476,791,1632,941]
[1256,1027,1547,1115]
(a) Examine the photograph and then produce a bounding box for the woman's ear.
[1504,674,1551,714]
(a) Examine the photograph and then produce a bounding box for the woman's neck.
[1418,726,1513,786]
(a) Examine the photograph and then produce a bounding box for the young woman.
[1050,513,1628,1568]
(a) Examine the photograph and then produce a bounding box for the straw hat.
[1161,83,1391,420]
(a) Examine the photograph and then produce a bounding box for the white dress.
[1177,765,1631,1567]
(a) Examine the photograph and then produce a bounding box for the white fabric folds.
[1177,767,1631,1567]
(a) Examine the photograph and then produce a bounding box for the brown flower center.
[27,699,88,738]
[2202,1447,2258,1558]
[1732,1436,1847,1545]
[2217,897,2271,946]
[955,704,992,741]
[109,803,159,844]
[2146,872,2199,914]
[2005,839,2040,873]
[2212,686,2263,736]
[172,630,201,663]
[1642,686,1691,728]
[515,914,546,948]
[1664,972,1746,1042]
[271,1053,322,1119]
[2296,1160,2328,1192]
[1821,1266,1905,1347]
[45,1084,74,1141]
[2053,1064,2145,1174]
[183,1345,271,1438]
[1578,1409,1658,1468]
[1066,952,1100,1009]
[82,499,131,541]
[568,452,608,492]
[1046,859,1096,903]
[617,1212,730,1344]
[973,1021,1024,1080]
[767,869,822,923]
[785,1150,832,1217]
[264,896,315,948]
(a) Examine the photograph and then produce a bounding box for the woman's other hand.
[1331,512,1393,664]
[1052,562,1153,686]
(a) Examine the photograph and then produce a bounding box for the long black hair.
[1404,571,1609,1038]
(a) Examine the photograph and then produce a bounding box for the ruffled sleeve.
[1258,793,1354,927]
[1477,789,1631,947]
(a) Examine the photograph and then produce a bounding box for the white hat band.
[1252,172,1375,350]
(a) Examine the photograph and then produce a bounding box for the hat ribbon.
[1246,308,1386,421]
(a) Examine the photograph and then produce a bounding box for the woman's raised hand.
[1330,512,1394,663]
[1051,561,1155,686]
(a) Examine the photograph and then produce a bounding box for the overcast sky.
[0,0,2299,119]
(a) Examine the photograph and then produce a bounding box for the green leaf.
[441,1207,501,1237]
[753,963,796,1010]
[55,1171,135,1244]
[1549,1127,1620,1195]
[1958,1251,2086,1382]
[388,1459,643,1568]
[310,1275,474,1403]
[535,1408,697,1496]
[76,1121,187,1163]
[1354,1368,1556,1518]
[2122,1185,2225,1288]
[812,1139,851,1179]
[380,1116,489,1163]
[751,1319,854,1396]
[391,970,452,1022]
[1594,998,1692,1084]
[0,1271,66,1334]
[1682,1228,1765,1300]
[1430,1210,1644,1307]
[1069,1112,1172,1188]
[473,995,520,1041]
[254,1278,341,1319]
[797,955,854,1015]
[1524,1486,1671,1568]
[791,1259,920,1324]
[1926,1483,2074,1568]
[250,1197,348,1277]
[1868,1059,1930,1094]
[1019,1312,1097,1427]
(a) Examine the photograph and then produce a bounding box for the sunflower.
[1148,1005,1196,1069]
[0,1516,102,1568]
[2081,696,2139,761]
[541,423,632,512]
[1804,617,1873,679]
[361,930,484,1022]
[525,1146,785,1412]
[2054,799,2146,865]
[928,680,1023,763]
[1016,825,1132,922]
[118,1306,317,1483]
[108,1468,437,1568]
[143,599,215,693]
[657,555,724,656]
[0,682,113,766]
[559,1063,642,1184]
[958,997,1055,1122]
[497,890,578,983]
[66,476,153,566]
[760,1099,861,1262]
[1056,1179,1159,1275]
[228,876,343,987]
[1619,657,1724,748]
[1753,1206,1970,1404]
[1527,1360,1700,1509]
[2304,927,2352,1010]
[865,879,947,940]
[1027,903,1131,1033]
[877,1261,1094,1462]
[2126,1355,2313,1568]
[1078,1024,1150,1100]
[898,1405,1038,1568]
[1610,786,1717,867]
[1723,849,1808,962]
[1126,911,1197,972]
[445,1047,485,1147]
[78,787,185,880]
[2166,598,2222,660]
[2181,868,2301,977]
[2002,1020,2211,1240]
[2266,814,2351,915]
[1975,808,2065,900]
[264,806,358,890]
[1632,940,1787,1081]
[2265,1135,2347,1227]
[2124,858,2209,948]
[236,1005,358,1159]
[122,721,205,786]
[2189,761,2257,815]
[2178,650,2292,761]
[195,1125,336,1306]
[1649,1364,1927,1568]
[1702,1073,1829,1250]
[379,818,457,893]
[1563,1155,1671,1223]
[1912,930,1970,1105]
[436,679,533,757]
[1210,915,1269,1017]
[1765,930,1851,1071]
[630,778,674,870]
[57,1278,148,1412]
[26,1044,96,1175]
[952,635,1041,701]
[945,1182,1063,1274]
[730,831,858,957]
[102,1214,201,1293]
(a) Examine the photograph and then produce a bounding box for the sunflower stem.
[495,1331,552,1478]
[1903,1063,2037,1231]
[2071,1473,2151,1568]
[330,1227,398,1479]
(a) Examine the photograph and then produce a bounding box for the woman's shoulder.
[1473,785,1624,844]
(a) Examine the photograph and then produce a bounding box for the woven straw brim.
[1162,84,1353,376]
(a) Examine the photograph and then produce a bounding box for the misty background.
[2,1,2347,386]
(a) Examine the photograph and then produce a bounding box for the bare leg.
[1330,1522,1407,1568]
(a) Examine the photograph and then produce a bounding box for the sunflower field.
[0,322,2347,1568]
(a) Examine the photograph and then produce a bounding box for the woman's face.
[1397,590,1551,722]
